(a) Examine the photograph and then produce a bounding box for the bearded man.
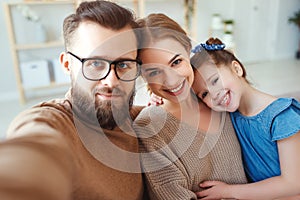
[1,1,147,199]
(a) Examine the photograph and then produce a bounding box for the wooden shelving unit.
[3,1,75,104]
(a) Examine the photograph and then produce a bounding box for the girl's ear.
[59,52,71,74]
[231,61,243,77]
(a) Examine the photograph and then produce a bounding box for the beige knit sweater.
[134,106,247,200]
[2,95,146,200]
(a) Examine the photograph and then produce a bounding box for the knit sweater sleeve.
[1,101,75,200]
[133,107,197,200]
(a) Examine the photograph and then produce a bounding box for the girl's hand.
[196,180,231,199]
[148,93,164,106]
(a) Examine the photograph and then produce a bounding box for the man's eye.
[88,60,106,68]
[201,91,208,99]
[116,62,129,69]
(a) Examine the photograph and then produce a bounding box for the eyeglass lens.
[83,59,139,81]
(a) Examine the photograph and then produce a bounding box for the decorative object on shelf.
[210,13,223,39]
[223,19,234,32]
[222,31,235,51]
[16,4,40,22]
[222,19,235,51]
[20,60,51,89]
[16,4,48,43]
[288,9,300,59]
[184,0,197,38]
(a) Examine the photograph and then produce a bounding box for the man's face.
[65,21,138,129]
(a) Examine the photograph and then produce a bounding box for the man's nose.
[101,68,120,88]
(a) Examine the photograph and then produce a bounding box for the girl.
[191,38,300,199]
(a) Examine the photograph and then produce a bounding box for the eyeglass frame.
[67,51,142,82]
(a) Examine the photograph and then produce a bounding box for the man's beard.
[71,84,134,130]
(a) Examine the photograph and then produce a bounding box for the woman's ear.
[231,61,243,77]
[59,52,71,74]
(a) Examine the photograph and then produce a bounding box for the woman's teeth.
[169,82,184,93]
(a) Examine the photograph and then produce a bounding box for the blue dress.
[230,98,300,182]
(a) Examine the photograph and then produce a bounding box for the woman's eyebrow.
[168,54,181,64]
[143,67,157,72]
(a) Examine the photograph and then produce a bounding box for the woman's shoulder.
[134,106,168,125]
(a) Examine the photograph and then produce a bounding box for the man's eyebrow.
[168,54,181,64]
[87,55,134,61]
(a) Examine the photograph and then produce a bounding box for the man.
[0,1,146,199]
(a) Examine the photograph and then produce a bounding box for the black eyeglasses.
[67,51,141,82]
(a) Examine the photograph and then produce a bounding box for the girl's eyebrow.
[206,72,218,82]
[168,54,181,64]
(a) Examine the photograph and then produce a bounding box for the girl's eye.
[212,77,219,85]
[201,91,208,99]
[171,59,182,67]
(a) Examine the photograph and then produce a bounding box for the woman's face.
[192,61,243,112]
[139,38,194,103]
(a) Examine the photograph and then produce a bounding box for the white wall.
[0,0,299,102]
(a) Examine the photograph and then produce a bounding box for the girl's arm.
[196,131,300,200]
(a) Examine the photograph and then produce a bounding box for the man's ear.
[231,60,243,77]
[59,52,71,74]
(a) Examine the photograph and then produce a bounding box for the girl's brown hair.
[191,37,248,81]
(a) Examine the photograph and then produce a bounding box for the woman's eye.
[171,59,182,67]
[201,91,208,99]
[149,70,160,77]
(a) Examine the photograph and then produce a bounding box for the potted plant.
[223,19,234,32]
[288,9,300,59]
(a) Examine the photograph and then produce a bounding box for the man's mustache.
[94,87,126,96]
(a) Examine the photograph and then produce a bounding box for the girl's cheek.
[203,98,212,108]
[196,93,201,99]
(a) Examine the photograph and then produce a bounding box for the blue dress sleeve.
[271,98,300,141]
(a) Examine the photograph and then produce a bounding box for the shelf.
[15,40,64,50]
[8,1,75,6]
[27,82,70,90]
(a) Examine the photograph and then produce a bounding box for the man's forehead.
[90,33,137,58]
[75,23,138,58]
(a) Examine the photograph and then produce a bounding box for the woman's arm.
[196,131,300,200]
[134,108,197,200]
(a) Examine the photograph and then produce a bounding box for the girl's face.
[192,61,244,112]
[140,38,194,103]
